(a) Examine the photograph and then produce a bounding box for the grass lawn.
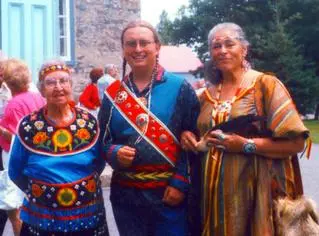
[304,120,319,144]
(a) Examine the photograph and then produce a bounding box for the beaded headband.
[39,64,71,81]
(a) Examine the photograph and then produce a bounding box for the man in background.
[97,64,119,101]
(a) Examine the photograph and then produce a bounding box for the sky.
[141,0,189,27]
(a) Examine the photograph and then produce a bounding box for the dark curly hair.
[89,68,104,84]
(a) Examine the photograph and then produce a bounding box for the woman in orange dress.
[182,22,309,236]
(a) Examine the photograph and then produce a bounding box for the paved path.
[299,144,319,206]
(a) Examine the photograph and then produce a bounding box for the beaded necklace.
[210,71,247,127]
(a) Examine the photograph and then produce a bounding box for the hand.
[162,186,185,206]
[180,131,198,153]
[117,146,136,168]
[204,130,247,153]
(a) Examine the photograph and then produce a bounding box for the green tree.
[157,11,173,45]
[157,0,319,115]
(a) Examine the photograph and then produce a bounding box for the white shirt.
[97,74,116,101]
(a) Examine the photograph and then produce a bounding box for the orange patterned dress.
[197,69,309,236]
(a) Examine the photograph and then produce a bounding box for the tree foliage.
[157,0,319,115]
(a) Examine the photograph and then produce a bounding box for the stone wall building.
[72,0,140,100]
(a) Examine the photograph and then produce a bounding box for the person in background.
[79,67,104,117]
[0,58,46,236]
[99,20,200,236]
[181,22,309,236]
[9,59,108,236]
[0,51,10,236]
[97,64,119,101]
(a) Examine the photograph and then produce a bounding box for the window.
[58,0,71,61]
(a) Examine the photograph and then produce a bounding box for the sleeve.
[8,136,29,191]
[79,85,96,109]
[169,80,200,193]
[98,95,123,170]
[0,102,23,151]
[256,74,309,139]
[92,139,106,175]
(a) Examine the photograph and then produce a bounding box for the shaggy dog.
[274,196,319,236]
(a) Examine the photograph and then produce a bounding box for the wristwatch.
[243,139,257,154]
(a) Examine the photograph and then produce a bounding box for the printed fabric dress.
[197,69,309,236]
[8,106,108,235]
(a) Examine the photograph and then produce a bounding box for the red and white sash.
[105,80,180,167]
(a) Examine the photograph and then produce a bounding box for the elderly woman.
[0,58,46,236]
[79,67,104,117]
[182,22,309,236]
[99,20,199,235]
[9,60,108,236]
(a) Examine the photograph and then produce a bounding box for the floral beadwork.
[33,132,49,145]
[57,188,77,207]
[27,174,101,209]
[31,184,44,198]
[18,107,99,156]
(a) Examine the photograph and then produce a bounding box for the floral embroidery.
[77,119,86,128]
[34,121,44,130]
[88,122,94,129]
[17,107,98,155]
[57,188,77,207]
[32,184,44,198]
[33,132,49,145]
[86,179,97,193]
[52,129,73,151]
[24,125,32,132]
[75,128,90,140]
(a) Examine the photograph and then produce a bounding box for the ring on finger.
[216,133,226,141]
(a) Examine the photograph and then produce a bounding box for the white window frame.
[58,0,71,61]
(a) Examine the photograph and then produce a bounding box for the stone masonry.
[72,0,140,101]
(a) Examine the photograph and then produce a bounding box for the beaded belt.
[113,171,173,189]
[26,173,103,209]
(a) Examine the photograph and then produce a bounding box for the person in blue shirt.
[9,60,108,236]
[97,64,119,102]
[99,20,200,236]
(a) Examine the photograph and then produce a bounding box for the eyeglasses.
[43,77,70,88]
[124,40,155,49]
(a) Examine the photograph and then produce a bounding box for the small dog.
[274,196,319,236]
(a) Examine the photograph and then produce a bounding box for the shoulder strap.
[105,80,180,167]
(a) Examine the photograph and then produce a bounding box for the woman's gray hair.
[37,59,72,92]
[207,22,250,50]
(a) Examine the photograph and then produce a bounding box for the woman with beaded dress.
[181,22,310,236]
[98,20,200,236]
[9,60,108,236]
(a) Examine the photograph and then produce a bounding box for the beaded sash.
[105,80,180,167]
